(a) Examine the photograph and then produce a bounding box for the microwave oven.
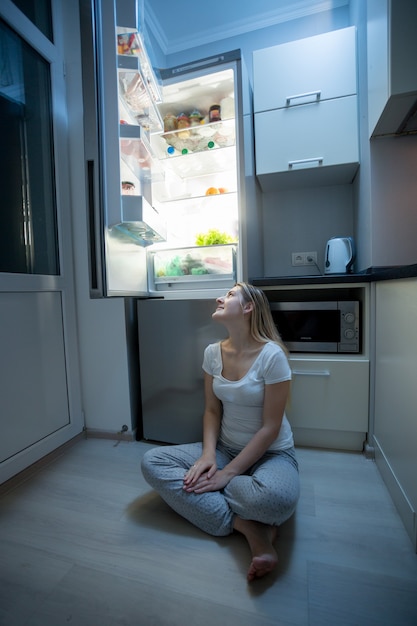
[269,300,360,353]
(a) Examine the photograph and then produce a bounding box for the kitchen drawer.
[287,358,369,433]
[253,27,356,113]
[254,95,359,190]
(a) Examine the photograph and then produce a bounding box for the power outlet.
[292,251,318,266]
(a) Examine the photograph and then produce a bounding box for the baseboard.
[292,427,366,451]
[374,435,416,552]
[84,428,136,442]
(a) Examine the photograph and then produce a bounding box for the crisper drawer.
[148,244,237,292]
[253,27,356,113]
[254,96,359,190]
[286,358,369,433]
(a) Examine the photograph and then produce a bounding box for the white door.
[0,0,84,483]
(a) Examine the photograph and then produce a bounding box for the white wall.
[262,185,354,277]
[161,8,350,80]
[370,135,417,267]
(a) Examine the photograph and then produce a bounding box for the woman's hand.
[183,468,231,493]
[183,455,217,489]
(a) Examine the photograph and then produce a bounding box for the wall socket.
[291,251,318,266]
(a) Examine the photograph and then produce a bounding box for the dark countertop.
[251,264,417,287]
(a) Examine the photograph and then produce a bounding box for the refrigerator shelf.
[153,118,236,159]
[152,188,237,204]
[150,143,237,181]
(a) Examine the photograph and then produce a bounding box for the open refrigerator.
[80,0,256,300]
[80,0,260,441]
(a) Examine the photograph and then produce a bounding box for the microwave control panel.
[339,301,360,352]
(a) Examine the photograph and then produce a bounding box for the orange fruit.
[205,187,219,195]
[218,187,228,194]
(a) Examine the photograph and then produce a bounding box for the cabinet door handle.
[288,157,323,169]
[286,90,321,105]
[292,369,330,377]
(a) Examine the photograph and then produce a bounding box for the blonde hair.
[236,282,289,357]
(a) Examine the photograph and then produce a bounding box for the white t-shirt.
[202,341,294,452]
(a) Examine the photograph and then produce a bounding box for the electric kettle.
[324,237,355,274]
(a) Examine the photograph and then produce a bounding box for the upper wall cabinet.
[253,27,359,192]
[367,0,417,137]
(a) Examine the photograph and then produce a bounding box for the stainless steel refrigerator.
[79,0,261,441]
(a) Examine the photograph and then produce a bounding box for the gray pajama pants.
[141,442,300,537]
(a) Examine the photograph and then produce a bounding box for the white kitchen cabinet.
[253,27,357,113]
[253,27,359,190]
[287,357,369,451]
[373,278,417,549]
[367,0,417,137]
[254,96,359,191]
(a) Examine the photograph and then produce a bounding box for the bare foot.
[247,552,278,582]
[233,518,279,582]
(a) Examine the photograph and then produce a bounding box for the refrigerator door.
[80,0,165,297]
[138,299,227,443]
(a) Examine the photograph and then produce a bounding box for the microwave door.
[269,301,359,354]
[270,302,339,353]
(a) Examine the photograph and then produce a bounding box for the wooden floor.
[1,438,417,626]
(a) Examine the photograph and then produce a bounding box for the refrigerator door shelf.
[116,29,162,104]
[111,196,167,246]
[119,124,164,184]
[118,55,163,132]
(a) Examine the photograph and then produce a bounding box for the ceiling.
[144,0,349,55]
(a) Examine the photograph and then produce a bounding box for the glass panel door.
[10,0,52,41]
[0,17,58,275]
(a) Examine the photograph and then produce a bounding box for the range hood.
[372,94,417,137]
[396,98,417,134]
[368,0,417,138]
